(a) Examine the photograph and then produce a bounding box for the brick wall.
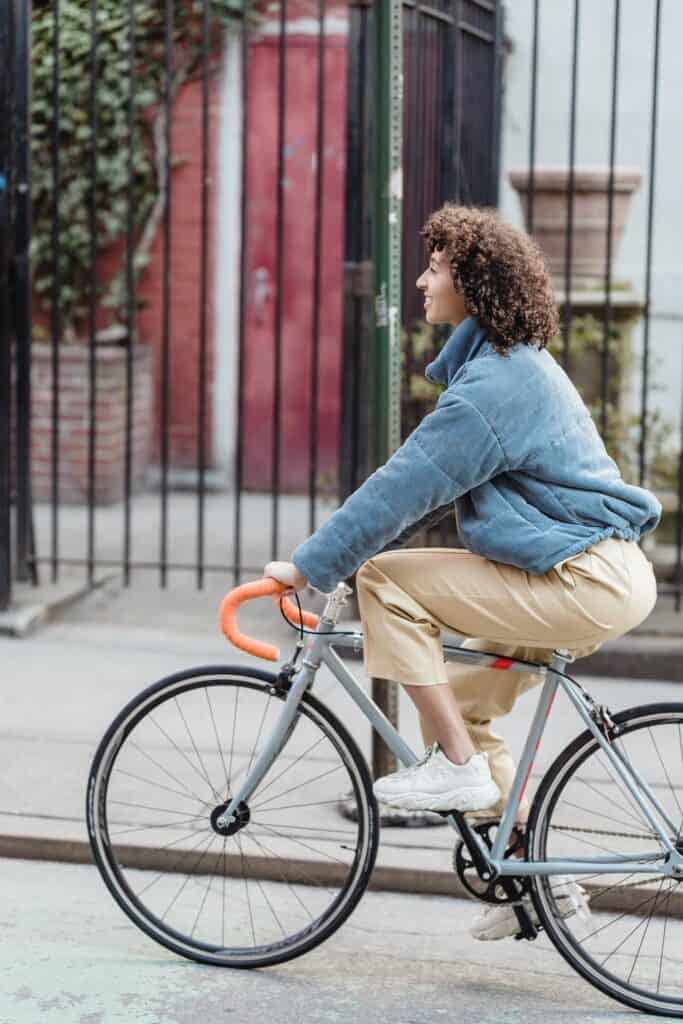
[31,343,154,505]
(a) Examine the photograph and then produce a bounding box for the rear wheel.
[528,703,683,1016]
[87,665,379,967]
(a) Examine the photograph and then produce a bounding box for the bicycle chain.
[548,824,660,841]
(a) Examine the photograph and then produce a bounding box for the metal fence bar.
[87,0,98,586]
[600,0,621,443]
[13,0,32,583]
[0,0,11,611]
[526,0,539,235]
[271,1,287,561]
[123,0,137,587]
[50,0,62,583]
[160,0,174,587]
[453,0,463,202]
[232,1,249,588]
[308,0,325,538]
[638,0,662,491]
[677,361,683,612]
[490,0,503,205]
[197,0,211,588]
[561,0,580,375]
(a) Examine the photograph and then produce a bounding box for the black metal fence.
[2,0,680,614]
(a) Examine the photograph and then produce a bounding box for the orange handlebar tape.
[219,577,320,661]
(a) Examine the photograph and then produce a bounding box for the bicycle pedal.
[511,903,539,941]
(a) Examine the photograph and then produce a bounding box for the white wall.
[500,0,683,457]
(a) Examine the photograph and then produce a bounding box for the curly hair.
[420,202,560,356]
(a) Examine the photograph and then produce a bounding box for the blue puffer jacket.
[291,316,662,594]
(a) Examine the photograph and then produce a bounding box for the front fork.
[214,659,313,830]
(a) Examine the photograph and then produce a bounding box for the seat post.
[549,647,576,673]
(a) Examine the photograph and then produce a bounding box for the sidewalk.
[2,574,683,908]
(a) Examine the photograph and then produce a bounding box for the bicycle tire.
[527,702,683,1016]
[86,664,380,968]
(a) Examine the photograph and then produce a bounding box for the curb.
[0,572,119,638]
[2,831,680,921]
[0,831,466,898]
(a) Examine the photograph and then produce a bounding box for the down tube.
[321,644,418,768]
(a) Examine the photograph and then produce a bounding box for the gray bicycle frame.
[218,583,683,880]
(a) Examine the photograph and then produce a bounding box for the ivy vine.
[30,0,258,338]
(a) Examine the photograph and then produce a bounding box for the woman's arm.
[379,501,454,552]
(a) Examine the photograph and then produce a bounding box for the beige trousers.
[355,536,658,820]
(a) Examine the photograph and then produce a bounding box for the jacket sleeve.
[291,392,507,593]
[380,500,454,551]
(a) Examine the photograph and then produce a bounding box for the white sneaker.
[470,876,591,940]
[372,742,501,813]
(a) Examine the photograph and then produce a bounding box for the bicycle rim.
[528,703,683,1016]
[86,666,379,967]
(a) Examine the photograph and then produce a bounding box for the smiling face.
[416,246,468,326]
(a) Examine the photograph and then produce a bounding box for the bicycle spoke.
[228,686,239,790]
[113,767,207,806]
[245,830,316,925]
[205,687,229,795]
[161,833,218,921]
[256,819,349,867]
[557,795,655,838]
[234,832,257,946]
[246,691,274,780]
[109,799,203,817]
[254,733,329,801]
[174,697,221,802]
[147,714,220,801]
[599,878,669,969]
[252,763,344,811]
[221,838,227,949]
[190,867,215,939]
[657,884,675,993]
[253,820,360,838]
[135,828,215,899]
[594,749,653,832]
[109,815,207,837]
[131,741,208,805]
[647,726,683,821]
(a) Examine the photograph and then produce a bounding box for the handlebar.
[219,577,321,661]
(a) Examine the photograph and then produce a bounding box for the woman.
[264,202,661,939]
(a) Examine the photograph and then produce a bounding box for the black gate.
[4,1,678,613]
[341,0,504,500]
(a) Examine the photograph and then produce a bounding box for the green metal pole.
[373,0,403,467]
[371,0,403,782]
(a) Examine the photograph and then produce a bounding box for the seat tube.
[490,658,566,863]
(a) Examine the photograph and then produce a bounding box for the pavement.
[6,856,683,1024]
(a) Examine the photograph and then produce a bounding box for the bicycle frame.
[217,584,683,881]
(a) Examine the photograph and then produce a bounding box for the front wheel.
[86,665,379,967]
[527,703,683,1017]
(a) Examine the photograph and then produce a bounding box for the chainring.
[453,819,531,904]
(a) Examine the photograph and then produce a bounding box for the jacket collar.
[424,316,490,387]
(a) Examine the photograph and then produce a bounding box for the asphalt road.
[2,857,678,1024]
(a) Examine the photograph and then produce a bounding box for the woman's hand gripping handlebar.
[219,577,320,661]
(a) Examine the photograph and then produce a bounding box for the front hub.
[211,800,250,837]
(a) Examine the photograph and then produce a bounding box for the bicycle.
[86,577,683,1016]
